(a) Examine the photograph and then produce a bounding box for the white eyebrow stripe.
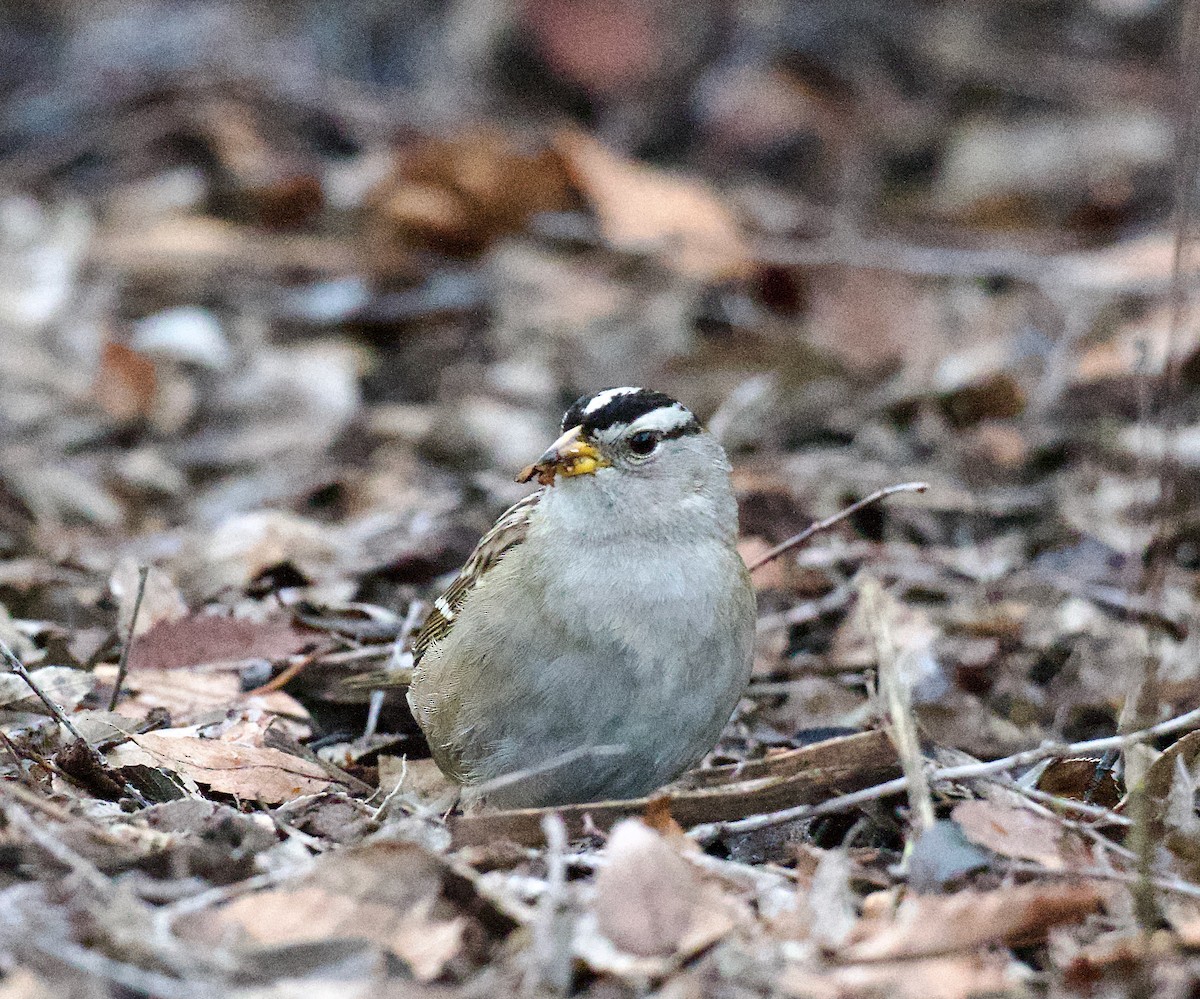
[582,386,641,414]
[627,403,695,435]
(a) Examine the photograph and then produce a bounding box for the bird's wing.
[412,490,542,664]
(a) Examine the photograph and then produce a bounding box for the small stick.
[108,565,149,711]
[1002,859,1200,901]
[689,703,1200,843]
[1,639,89,744]
[524,813,572,996]
[0,638,150,808]
[746,481,929,573]
[0,730,35,790]
[863,576,935,837]
[243,646,326,697]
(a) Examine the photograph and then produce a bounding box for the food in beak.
[516,426,609,485]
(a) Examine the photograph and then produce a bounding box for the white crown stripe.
[582,386,642,415]
[627,403,695,435]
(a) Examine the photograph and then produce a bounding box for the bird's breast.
[529,532,744,659]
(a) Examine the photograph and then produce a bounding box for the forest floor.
[3,3,1200,996]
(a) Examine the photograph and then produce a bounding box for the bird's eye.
[628,430,659,456]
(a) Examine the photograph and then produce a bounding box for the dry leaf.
[126,612,316,673]
[1035,757,1121,809]
[371,128,570,256]
[594,819,700,957]
[106,731,336,804]
[838,883,1103,962]
[807,268,936,376]
[0,665,95,714]
[1163,898,1200,947]
[97,664,308,727]
[1139,729,1200,804]
[807,848,858,949]
[781,952,1015,999]
[951,799,1085,870]
[94,340,157,421]
[556,130,748,280]
[194,843,473,981]
[0,969,58,999]
[177,510,348,595]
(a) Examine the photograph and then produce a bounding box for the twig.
[989,781,1138,863]
[2,802,111,894]
[863,577,934,837]
[1010,783,1132,827]
[109,565,149,711]
[0,637,150,808]
[362,598,425,741]
[746,482,928,573]
[1002,860,1200,901]
[37,939,216,999]
[756,584,855,634]
[0,730,35,790]
[1,638,88,744]
[243,646,326,697]
[155,871,291,928]
[371,755,409,820]
[0,778,131,843]
[524,813,572,996]
[689,705,1200,843]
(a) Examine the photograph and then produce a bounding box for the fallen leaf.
[1035,757,1121,809]
[96,664,308,728]
[1139,729,1200,804]
[737,537,786,591]
[0,665,94,714]
[522,0,668,95]
[806,268,936,376]
[938,372,1026,427]
[905,820,991,892]
[106,731,336,804]
[838,883,1103,962]
[125,612,317,673]
[371,128,571,256]
[1164,898,1200,947]
[556,130,748,280]
[1061,932,1155,993]
[951,799,1085,870]
[0,968,58,999]
[593,819,701,957]
[93,340,157,422]
[192,842,483,981]
[780,952,1015,999]
[176,510,349,596]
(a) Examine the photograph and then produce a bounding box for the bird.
[406,387,756,809]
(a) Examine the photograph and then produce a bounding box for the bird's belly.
[419,538,753,807]
[479,638,740,806]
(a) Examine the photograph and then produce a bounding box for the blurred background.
[1,0,1197,754]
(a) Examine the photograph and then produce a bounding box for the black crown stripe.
[562,388,700,436]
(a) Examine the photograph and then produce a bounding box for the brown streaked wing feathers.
[412,490,542,664]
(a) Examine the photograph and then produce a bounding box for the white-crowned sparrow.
[407,387,756,808]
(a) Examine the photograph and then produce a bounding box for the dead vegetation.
[2,1,1200,996]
